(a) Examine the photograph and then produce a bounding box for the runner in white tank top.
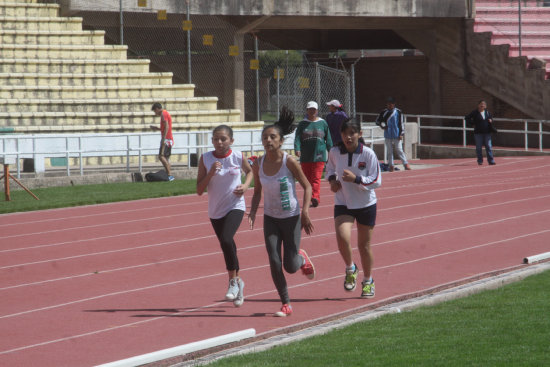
[197,125,253,307]
[249,123,316,317]
[258,152,300,219]
[203,149,246,219]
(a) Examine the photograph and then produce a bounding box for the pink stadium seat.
[474,0,550,78]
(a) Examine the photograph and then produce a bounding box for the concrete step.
[0,16,83,31]
[0,2,59,17]
[1,44,128,60]
[0,84,196,99]
[0,0,39,3]
[0,110,242,127]
[0,72,173,86]
[477,7,550,19]
[0,97,219,113]
[0,58,150,74]
[474,18,550,32]
[0,0,41,3]
[8,120,264,134]
[506,44,550,52]
[476,0,549,6]
[0,29,105,45]
[474,19,550,32]
[490,31,550,44]
[509,49,550,57]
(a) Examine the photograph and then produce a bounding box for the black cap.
[386,97,396,103]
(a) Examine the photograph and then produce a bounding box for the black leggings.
[263,214,303,304]
[210,209,244,272]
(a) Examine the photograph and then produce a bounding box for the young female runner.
[197,125,253,307]
[248,122,316,317]
[326,119,381,298]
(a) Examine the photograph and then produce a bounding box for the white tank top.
[202,150,245,219]
[259,152,300,218]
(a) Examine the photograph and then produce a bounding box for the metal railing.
[357,112,550,152]
[0,127,386,179]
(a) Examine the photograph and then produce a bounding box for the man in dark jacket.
[465,100,496,166]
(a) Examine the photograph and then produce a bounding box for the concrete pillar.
[427,30,442,143]
[233,33,245,122]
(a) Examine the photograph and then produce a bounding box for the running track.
[1,157,550,366]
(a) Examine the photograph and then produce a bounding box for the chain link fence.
[41,0,355,123]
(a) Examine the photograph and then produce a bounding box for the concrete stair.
[0,58,151,74]
[1,44,129,59]
[0,109,242,129]
[0,72,174,86]
[0,2,59,17]
[0,84,196,99]
[0,30,107,45]
[0,0,261,140]
[395,6,550,119]
[0,97,219,113]
[475,1,550,78]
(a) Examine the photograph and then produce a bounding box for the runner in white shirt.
[248,122,316,317]
[197,125,253,307]
[326,119,381,298]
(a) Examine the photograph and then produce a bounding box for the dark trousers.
[210,209,244,271]
[263,214,303,304]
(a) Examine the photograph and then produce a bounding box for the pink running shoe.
[274,303,293,317]
[299,249,315,280]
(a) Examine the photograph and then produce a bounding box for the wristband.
[354,175,362,184]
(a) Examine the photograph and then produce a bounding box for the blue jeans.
[384,138,408,166]
[474,133,494,164]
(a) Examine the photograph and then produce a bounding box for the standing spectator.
[376,97,411,172]
[150,102,174,180]
[294,101,333,207]
[196,125,253,307]
[325,99,349,146]
[248,122,316,317]
[465,100,496,165]
[326,119,381,298]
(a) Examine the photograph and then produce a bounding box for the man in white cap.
[294,101,333,207]
[325,99,349,145]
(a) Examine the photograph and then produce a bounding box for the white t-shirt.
[326,144,381,209]
[203,150,245,219]
[259,152,300,218]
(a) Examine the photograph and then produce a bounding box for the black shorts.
[159,143,172,159]
[334,203,377,227]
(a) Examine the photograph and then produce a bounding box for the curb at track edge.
[148,261,550,367]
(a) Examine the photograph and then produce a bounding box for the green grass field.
[209,269,550,367]
[0,180,196,214]
[2,181,549,366]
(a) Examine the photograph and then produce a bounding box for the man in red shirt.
[150,103,174,180]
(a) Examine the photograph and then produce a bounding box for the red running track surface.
[1,157,550,366]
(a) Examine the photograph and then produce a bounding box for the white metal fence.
[358,112,550,152]
[6,113,547,179]
[0,127,385,179]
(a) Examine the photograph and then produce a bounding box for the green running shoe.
[344,264,358,291]
[361,279,375,298]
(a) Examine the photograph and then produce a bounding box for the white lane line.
[3,193,550,285]
[0,209,209,241]
[1,226,545,355]
[2,212,549,320]
[2,176,548,250]
[0,194,205,226]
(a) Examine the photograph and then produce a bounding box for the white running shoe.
[233,278,245,307]
[225,278,239,301]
